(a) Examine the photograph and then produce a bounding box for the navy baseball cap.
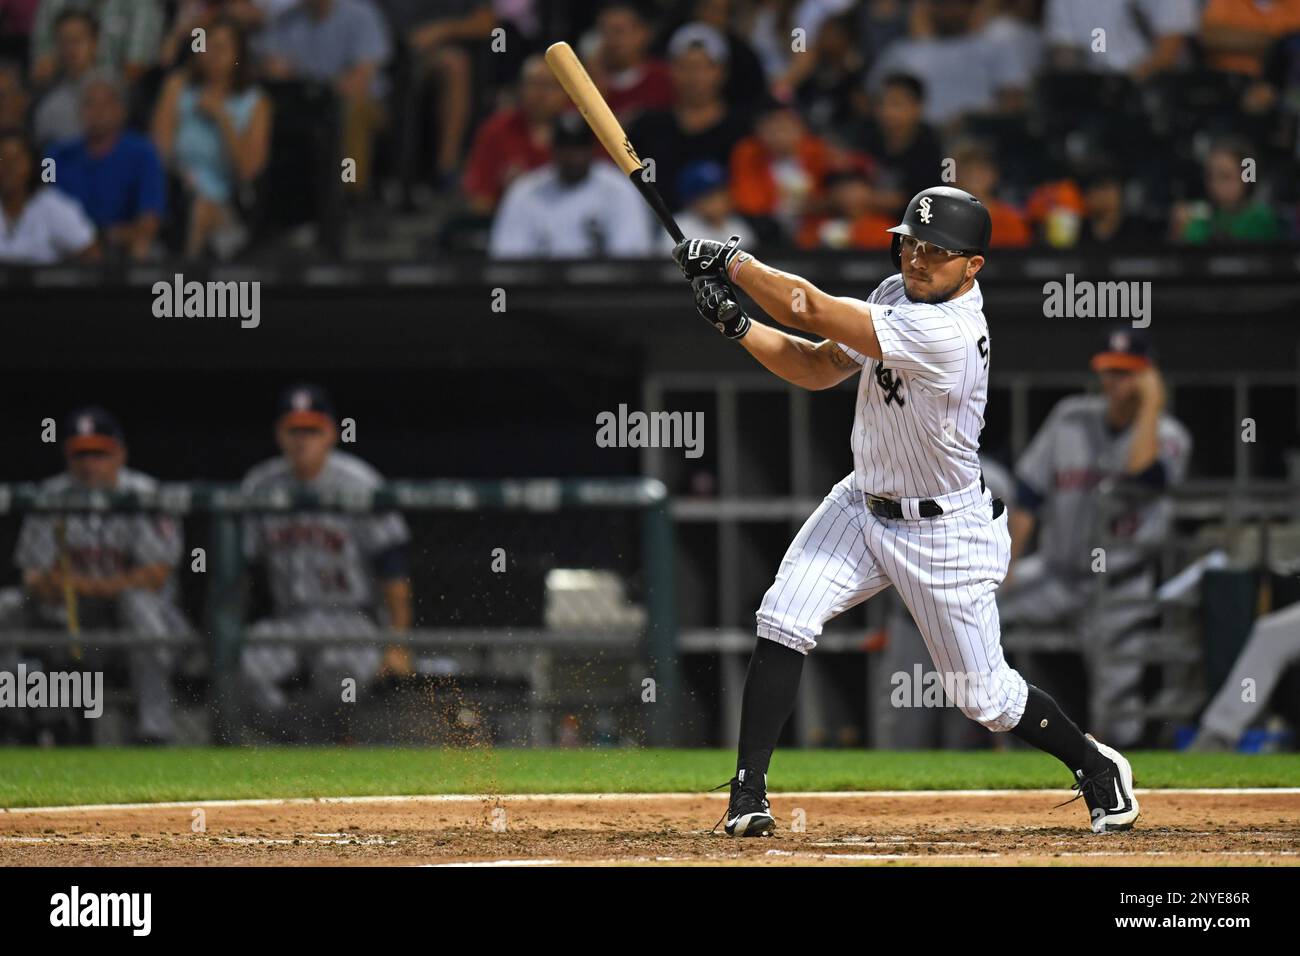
[1091,327,1152,372]
[277,384,335,429]
[64,406,124,452]
[677,160,727,205]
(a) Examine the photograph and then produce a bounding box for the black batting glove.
[693,275,751,340]
[672,235,743,281]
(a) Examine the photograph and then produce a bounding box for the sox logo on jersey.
[753,273,1030,733]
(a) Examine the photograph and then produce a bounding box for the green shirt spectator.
[1180,202,1280,243]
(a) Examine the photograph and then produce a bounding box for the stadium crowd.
[0,0,1297,262]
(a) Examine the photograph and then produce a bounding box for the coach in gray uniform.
[0,407,188,743]
[239,385,413,737]
[1000,329,1191,748]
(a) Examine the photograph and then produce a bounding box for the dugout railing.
[0,479,678,747]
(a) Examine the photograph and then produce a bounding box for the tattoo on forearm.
[827,343,859,369]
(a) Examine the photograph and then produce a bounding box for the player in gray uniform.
[1001,329,1191,748]
[0,407,189,743]
[674,186,1141,837]
[240,385,414,738]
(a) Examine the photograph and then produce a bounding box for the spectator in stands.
[489,112,652,258]
[161,1,287,68]
[461,52,567,214]
[851,72,942,216]
[0,57,29,133]
[628,22,752,211]
[1026,176,1086,247]
[657,158,754,252]
[657,0,768,111]
[32,8,96,147]
[1249,32,1300,157]
[152,16,271,259]
[258,0,391,196]
[980,0,1045,82]
[1043,0,1196,80]
[589,1,672,124]
[0,406,189,745]
[29,0,164,87]
[1200,0,1300,78]
[729,99,831,241]
[950,140,1031,247]
[866,0,1031,127]
[1077,161,1155,246]
[856,0,910,62]
[1173,137,1281,243]
[47,70,164,260]
[0,129,97,262]
[395,1,496,191]
[747,0,855,101]
[796,158,894,249]
[794,12,868,134]
[0,0,41,64]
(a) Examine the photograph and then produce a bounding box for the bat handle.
[629,167,684,244]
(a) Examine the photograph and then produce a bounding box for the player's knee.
[754,618,815,655]
[952,672,1025,732]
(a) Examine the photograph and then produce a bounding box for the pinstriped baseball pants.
[756,473,1029,731]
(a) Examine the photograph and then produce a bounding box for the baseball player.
[0,407,189,744]
[1190,600,1300,750]
[239,384,413,741]
[1000,329,1191,749]
[673,187,1139,836]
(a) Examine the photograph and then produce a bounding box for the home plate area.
[1,790,1297,866]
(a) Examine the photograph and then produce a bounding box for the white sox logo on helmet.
[918,197,934,223]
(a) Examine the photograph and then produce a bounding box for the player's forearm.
[1124,403,1162,474]
[737,321,857,390]
[382,579,412,631]
[1008,509,1036,563]
[730,256,882,358]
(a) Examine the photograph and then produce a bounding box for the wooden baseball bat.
[54,518,82,660]
[544,41,684,244]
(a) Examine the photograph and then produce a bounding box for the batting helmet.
[886,186,992,269]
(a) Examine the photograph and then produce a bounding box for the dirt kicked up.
[1,790,1298,866]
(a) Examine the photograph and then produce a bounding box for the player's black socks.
[1011,684,1110,777]
[736,638,805,781]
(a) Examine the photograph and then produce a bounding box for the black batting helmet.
[886,186,992,268]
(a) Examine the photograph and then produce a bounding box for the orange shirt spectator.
[1201,0,1300,76]
[730,103,832,228]
[1026,179,1087,247]
[986,199,1032,247]
[797,165,893,250]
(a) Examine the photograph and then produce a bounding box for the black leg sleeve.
[736,638,805,776]
[1010,683,1109,776]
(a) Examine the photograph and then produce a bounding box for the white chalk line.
[4,788,1299,816]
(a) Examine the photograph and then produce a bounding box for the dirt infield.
[2,791,1297,866]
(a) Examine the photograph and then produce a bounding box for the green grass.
[1,748,1298,808]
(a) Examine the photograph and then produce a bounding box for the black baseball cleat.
[1057,734,1140,833]
[712,769,775,837]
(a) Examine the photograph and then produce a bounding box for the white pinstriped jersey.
[838,275,989,499]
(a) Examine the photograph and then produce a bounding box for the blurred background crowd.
[1,0,1299,264]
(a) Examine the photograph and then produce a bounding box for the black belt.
[865,472,997,522]
[866,495,943,519]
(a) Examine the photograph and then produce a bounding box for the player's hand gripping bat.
[544,41,685,244]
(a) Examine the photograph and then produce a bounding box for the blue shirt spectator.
[258,0,391,98]
[47,70,164,258]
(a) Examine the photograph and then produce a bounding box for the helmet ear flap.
[890,233,902,270]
